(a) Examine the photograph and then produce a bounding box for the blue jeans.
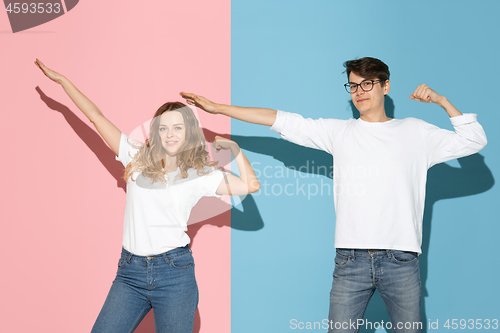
[328,249,422,333]
[91,246,198,333]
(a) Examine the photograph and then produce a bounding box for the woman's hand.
[34,59,65,84]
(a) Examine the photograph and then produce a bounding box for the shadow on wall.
[36,87,264,333]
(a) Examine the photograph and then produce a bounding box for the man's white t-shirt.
[115,133,224,256]
[271,112,487,253]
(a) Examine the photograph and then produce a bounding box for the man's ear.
[383,80,391,95]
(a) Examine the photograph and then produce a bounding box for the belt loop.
[126,252,132,265]
[162,252,170,265]
[351,249,355,259]
[386,249,392,259]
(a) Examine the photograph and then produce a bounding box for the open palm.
[35,59,64,84]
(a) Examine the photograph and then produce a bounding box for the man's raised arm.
[180,92,277,126]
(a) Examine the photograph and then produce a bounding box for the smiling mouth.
[357,98,369,103]
[165,141,178,146]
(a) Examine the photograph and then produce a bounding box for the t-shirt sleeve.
[421,113,487,168]
[115,132,141,167]
[200,168,225,198]
[270,110,348,155]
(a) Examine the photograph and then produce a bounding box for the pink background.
[0,1,231,332]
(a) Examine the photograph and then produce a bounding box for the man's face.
[348,72,390,115]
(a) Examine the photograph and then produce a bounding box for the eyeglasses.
[344,80,385,93]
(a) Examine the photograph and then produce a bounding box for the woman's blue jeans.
[328,249,422,333]
[91,246,198,333]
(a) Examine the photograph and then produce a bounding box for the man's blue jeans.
[91,246,198,333]
[328,249,422,333]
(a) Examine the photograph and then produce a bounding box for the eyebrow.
[159,123,184,126]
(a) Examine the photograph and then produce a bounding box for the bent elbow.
[248,181,261,194]
[480,136,488,149]
[474,135,488,152]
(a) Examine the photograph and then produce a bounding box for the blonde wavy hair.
[124,102,217,183]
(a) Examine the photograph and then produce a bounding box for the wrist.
[229,143,240,155]
[58,75,69,86]
[435,95,448,108]
[215,103,227,115]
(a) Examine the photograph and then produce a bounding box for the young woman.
[35,59,260,333]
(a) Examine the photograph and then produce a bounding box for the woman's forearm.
[59,76,105,124]
[230,144,260,193]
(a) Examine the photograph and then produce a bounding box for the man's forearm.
[436,96,462,118]
[215,104,277,126]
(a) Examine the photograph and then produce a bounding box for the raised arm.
[180,92,277,126]
[35,59,122,155]
[410,84,487,166]
[211,136,260,196]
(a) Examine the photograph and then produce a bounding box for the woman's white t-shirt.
[115,133,224,256]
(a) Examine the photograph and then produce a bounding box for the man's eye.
[349,84,357,89]
[362,82,371,87]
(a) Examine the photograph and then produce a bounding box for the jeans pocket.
[171,252,194,269]
[334,251,350,268]
[390,250,418,264]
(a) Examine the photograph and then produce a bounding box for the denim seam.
[357,289,376,333]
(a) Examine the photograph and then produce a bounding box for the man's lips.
[357,98,369,103]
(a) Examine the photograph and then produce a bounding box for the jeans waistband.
[336,248,418,257]
[337,248,389,257]
[121,245,190,262]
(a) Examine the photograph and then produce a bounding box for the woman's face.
[158,111,186,156]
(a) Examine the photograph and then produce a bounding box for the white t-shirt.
[115,133,224,256]
[271,112,487,253]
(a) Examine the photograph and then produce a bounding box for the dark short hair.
[343,57,390,84]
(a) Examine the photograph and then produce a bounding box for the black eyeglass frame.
[344,79,386,93]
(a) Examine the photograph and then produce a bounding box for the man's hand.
[180,92,219,114]
[410,84,445,105]
[410,84,462,117]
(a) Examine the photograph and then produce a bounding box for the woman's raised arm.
[35,59,122,156]
[212,136,260,196]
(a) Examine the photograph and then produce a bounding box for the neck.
[163,155,178,171]
[359,109,390,122]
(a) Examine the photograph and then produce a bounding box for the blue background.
[231,1,499,332]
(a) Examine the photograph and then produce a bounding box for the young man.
[180,57,487,333]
